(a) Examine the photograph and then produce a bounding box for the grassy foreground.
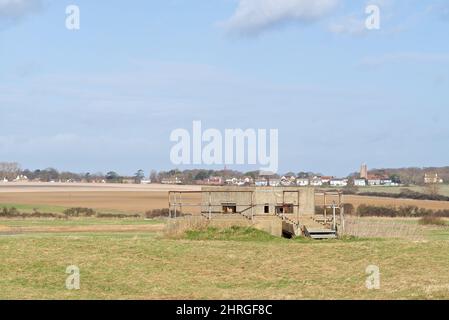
[1,222,449,299]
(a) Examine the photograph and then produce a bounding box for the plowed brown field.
[1,183,449,213]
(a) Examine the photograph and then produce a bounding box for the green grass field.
[0,203,68,213]
[0,218,163,227]
[1,218,449,300]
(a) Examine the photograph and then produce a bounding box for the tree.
[244,171,259,179]
[106,171,120,182]
[297,172,309,179]
[150,170,158,183]
[194,170,210,181]
[0,162,21,180]
[134,169,145,183]
[389,174,401,184]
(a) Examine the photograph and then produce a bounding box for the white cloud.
[0,0,42,22]
[222,0,339,36]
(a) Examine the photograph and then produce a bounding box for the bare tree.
[0,162,21,181]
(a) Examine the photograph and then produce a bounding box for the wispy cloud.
[0,0,43,27]
[221,0,339,36]
[329,14,366,35]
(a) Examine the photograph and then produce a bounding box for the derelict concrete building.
[200,186,315,218]
[169,186,345,239]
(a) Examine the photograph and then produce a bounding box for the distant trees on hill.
[370,167,449,185]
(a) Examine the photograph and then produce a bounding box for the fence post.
[340,205,345,234]
[174,193,177,219]
[208,192,212,220]
[332,204,336,231]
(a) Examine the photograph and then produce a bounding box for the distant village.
[1,162,445,188]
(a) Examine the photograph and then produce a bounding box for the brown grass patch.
[343,217,425,240]
[163,217,210,239]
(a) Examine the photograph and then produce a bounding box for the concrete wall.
[201,186,315,217]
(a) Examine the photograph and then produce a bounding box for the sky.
[0,0,448,176]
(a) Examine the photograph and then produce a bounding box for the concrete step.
[304,227,337,240]
[310,233,337,239]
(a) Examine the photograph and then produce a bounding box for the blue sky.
[0,0,448,176]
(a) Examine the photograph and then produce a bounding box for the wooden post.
[208,192,212,220]
[297,190,300,226]
[174,193,177,219]
[179,193,182,216]
[251,191,254,221]
[340,205,345,234]
[324,193,327,223]
[168,192,172,219]
[332,204,336,231]
[282,191,285,220]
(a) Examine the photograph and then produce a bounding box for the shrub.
[354,205,449,218]
[343,203,355,215]
[145,208,177,219]
[0,207,65,219]
[163,217,209,239]
[96,212,141,218]
[418,215,447,226]
[63,207,96,217]
[357,204,397,217]
[357,189,449,202]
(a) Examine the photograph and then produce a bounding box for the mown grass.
[1,230,449,299]
[185,226,280,242]
[0,217,448,300]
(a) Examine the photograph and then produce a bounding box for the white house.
[161,177,183,185]
[14,175,28,182]
[368,178,382,186]
[255,179,268,187]
[280,176,296,186]
[296,178,310,186]
[424,173,443,184]
[330,179,348,187]
[354,179,366,187]
[310,177,323,186]
[269,179,281,187]
[320,176,333,185]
